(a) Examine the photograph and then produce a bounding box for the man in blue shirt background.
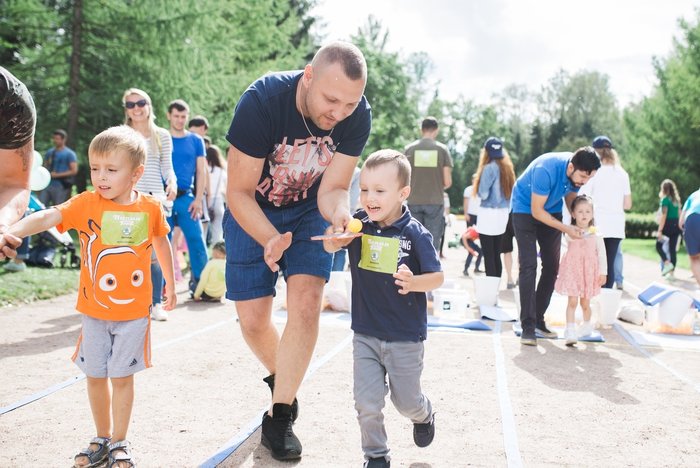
[511,148,601,346]
[40,129,78,206]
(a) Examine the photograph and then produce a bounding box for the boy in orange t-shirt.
[0,125,176,467]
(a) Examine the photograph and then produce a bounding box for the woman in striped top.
[123,87,177,321]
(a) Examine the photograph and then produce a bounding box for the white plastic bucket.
[473,276,501,307]
[596,288,622,325]
[658,292,693,327]
[433,288,470,319]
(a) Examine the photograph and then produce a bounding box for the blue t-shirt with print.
[346,207,442,342]
[226,71,372,209]
[511,152,579,214]
[172,132,205,191]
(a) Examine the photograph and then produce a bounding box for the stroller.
[25,194,80,268]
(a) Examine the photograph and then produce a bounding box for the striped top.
[135,126,176,196]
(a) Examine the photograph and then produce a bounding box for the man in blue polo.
[511,147,601,346]
[40,129,78,206]
[167,99,208,295]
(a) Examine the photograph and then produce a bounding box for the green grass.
[0,265,79,307]
[621,238,690,271]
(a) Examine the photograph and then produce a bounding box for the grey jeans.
[408,203,444,252]
[353,333,432,460]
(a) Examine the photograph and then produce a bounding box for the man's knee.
[237,309,272,336]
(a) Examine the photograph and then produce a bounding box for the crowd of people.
[2,38,700,467]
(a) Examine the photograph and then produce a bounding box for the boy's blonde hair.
[89,125,146,168]
[363,149,411,187]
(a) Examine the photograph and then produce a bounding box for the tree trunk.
[67,0,86,192]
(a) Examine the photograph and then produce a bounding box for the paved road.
[1,238,699,467]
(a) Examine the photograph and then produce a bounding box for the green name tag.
[101,211,149,246]
[414,150,438,167]
[359,235,399,274]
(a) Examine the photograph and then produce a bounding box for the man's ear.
[303,64,313,85]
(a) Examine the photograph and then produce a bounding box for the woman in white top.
[206,145,227,244]
[123,87,177,320]
[579,136,632,288]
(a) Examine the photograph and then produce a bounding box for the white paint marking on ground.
[613,323,700,394]
[200,332,354,467]
[492,321,524,468]
[0,318,238,416]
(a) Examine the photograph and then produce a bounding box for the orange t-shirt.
[56,191,170,321]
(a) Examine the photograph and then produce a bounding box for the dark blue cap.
[592,135,613,149]
[484,137,504,158]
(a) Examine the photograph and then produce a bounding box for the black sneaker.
[535,324,557,339]
[261,403,302,460]
[413,413,435,447]
[462,269,470,277]
[521,330,537,346]
[365,456,391,467]
[263,374,299,422]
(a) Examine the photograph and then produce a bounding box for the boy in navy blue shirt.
[324,149,444,468]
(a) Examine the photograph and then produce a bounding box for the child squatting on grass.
[193,240,226,302]
[322,149,444,468]
[554,195,607,346]
[0,125,176,468]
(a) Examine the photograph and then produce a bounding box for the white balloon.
[32,150,43,169]
[30,166,51,191]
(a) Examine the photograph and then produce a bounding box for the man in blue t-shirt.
[167,99,209,296]
[511,148,601,346]
[40,129,78,206]
[224,41,372,461]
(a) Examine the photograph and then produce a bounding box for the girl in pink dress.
[555,195,607,345]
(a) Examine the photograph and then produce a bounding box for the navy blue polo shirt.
[347,207,442,342]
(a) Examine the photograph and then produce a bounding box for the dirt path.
[1,234,699,467]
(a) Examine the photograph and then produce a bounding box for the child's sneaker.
[413,413,435,447]
[578,321,594,338]
[151,304,168,321]
[564,326,577,346]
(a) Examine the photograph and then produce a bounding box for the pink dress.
[555,236,601,299]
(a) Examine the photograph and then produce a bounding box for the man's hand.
[264,232,292,272]
[563,224,584,240]
[0,227,21,260]
[393,264,415,295]
[330,206,352,235]
[188,197,203,220]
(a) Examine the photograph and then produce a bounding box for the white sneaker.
[564,326,577,346]
[578,321,594,338]
[151,304,168,321]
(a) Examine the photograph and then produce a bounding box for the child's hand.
[321,225,356,252]
[162,284,177,311]
[599,275,607,286]
[0,230,21,260]
[393,264,414,295]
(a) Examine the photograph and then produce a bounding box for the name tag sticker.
[414,150,438,167]
[101,211,149,246]
[359,235,399,274]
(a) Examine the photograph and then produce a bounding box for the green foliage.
[2,0,317,180]
[625,212,658,239]
[623,13,700,211]
[0,264,79,306]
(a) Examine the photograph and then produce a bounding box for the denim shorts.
[223,201,332,301]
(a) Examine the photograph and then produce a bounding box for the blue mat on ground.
[638,282,700,309]
[512,322,605,342]
[427,316,492,331]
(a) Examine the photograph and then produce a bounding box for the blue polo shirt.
[511,152,579,214]
[346,207,442,342]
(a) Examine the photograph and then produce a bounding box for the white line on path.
[613,323,700,394]
[0,318,238,416]
[199,332,354,468]
[492,321,524,468]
